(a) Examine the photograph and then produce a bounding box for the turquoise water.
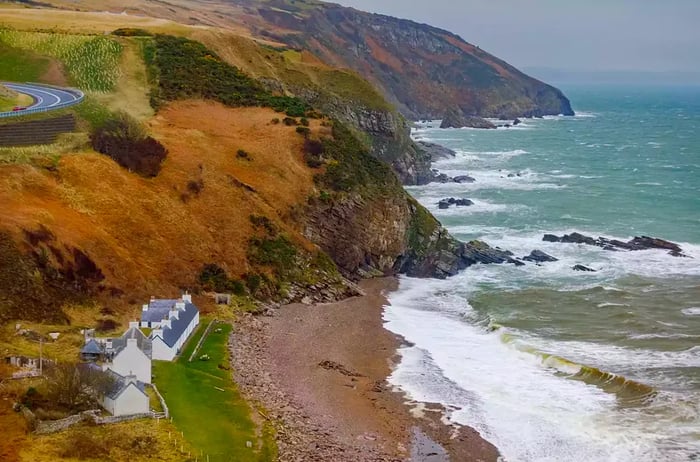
[384,86,700,461]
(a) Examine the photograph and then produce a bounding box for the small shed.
[80,339,104,362]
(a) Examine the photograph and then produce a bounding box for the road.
[3,82,83,111]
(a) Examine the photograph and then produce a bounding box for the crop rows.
[0,29,123,92]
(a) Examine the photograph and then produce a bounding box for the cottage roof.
[163,302,198,347]
[81,339,103,355]
[111,327,152,358]
[140,299,179,322]
[104,369,147,400]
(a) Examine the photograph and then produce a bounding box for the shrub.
[248,236,297,277]
[317,120,396,193]
[198,263,245,295]
[90,112,167,177]
[296,126,310,137]
[95,318,118,332]
[250,215,276,235]
[186,179,204,195]
[271,118,280,124]
[303,138,324,167]
[147,34,311,115]
[112,28,153,37]
[300,117,310,127]
[283,117,297,126]
[236,149,250,160]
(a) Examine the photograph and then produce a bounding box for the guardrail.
[0,83,85,119]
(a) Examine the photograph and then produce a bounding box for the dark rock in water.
[507,173,516,178]
[522,250,559,263]
[503,124,512,128]
[513,118,522,126]
[438,198,474,209]
[543,234,561,243]
[573,264,596,272]
[544,232,689,257]
[433,173,451,183]
[440,108,497,129]
[560,232,597,246]
[628,236,682,252]
[460,240,525,267]
[415,141,457,161]
[453,175,476,183]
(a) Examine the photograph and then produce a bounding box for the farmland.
[0,30,122,91]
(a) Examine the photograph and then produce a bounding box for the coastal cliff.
[246,0,574,119]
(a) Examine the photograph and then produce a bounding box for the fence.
[0,83,85,119]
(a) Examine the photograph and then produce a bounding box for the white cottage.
[139,294,199,361]
[103,327,152,384]
[101,369,149,416]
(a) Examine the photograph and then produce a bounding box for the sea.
[385,85,700,462]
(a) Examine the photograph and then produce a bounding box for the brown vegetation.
[0,102,320,321]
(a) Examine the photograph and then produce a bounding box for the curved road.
[3,82,82,111]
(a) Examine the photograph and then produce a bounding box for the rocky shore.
[229,278,499,462]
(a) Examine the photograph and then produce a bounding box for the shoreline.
[230,277,499,461]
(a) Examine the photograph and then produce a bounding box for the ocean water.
[385,85,700,461]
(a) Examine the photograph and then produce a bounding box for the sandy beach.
[230,277,499,461]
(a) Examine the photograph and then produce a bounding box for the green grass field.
[0,43,50,83]
[153,321,276,462]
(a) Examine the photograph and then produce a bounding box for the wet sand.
[230,277,499,461]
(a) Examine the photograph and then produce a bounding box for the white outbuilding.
[101,369,149,417]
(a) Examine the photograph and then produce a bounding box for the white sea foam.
[682,307,700,316]
[384,278,697,462]
[413,168,566,192]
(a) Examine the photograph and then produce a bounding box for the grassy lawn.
[153,320,276,462]
[0,43,49,82]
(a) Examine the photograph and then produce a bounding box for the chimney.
[170,308,179,320]
[162,319,171,329]
[182,292,192,303]
[142,304,149,312]
[175,301,185,311]
[129,321,139,329]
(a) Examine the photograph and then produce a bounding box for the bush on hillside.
[316,120,395,193]
[112,28,153,37]
[147,35,311,116]
[198,264,245,295]
[90,112,167,177]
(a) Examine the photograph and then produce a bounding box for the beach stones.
[573,264,596,272]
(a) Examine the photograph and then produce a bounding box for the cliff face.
[194,31,433,185]
[250,1,574,119]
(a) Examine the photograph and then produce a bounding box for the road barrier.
[0,82,85,118]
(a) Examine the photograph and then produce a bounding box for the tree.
[43,363,114,411]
